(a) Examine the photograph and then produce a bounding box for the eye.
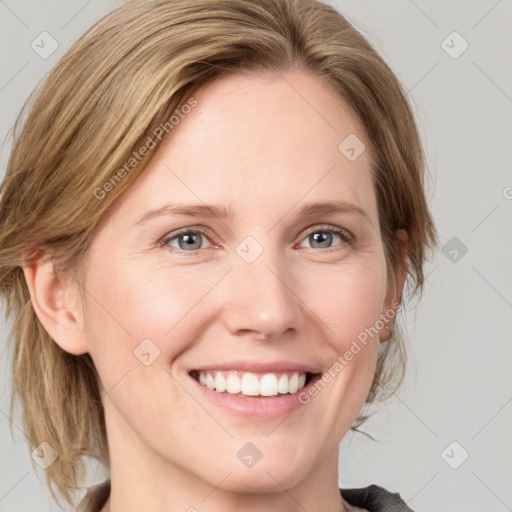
[298,225,354,251]
[159,227,213,253]
[158,224,354,255]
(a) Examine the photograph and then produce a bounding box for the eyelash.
[158,224,355,255]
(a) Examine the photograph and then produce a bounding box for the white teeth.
[205,373,215,390]
[226,373,241,394]
[260,373,278,396]
[241,372,260,396]
[215,372,227,392]
[278,374,289,394]
[288,373,299,394]
[195,370,308,396]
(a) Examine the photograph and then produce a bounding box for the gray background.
[1,1,511,511]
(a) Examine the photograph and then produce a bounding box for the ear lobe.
[22,250,89,355]
[379,229,409,343]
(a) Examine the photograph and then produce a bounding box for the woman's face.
[78,69,402,492]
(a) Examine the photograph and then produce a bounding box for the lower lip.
[188,373,319,419]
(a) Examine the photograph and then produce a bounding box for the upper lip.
[190,360,322,374]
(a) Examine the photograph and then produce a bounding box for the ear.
[22,249,89,355]
[379,229,409,343]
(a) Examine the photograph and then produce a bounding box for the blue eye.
[160,228,212,252]
[298,226,353,251]
[159,225,353,254]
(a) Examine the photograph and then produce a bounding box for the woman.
[0,0,437,510]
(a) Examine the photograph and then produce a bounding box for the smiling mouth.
[189,370,319,398]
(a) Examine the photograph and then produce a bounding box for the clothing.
[340,485,414,511]
[77,480,414,512]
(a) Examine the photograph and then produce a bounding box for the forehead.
[105,69,377,228]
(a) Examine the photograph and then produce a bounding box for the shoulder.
[77,480,111,512]
[340,484,415,512]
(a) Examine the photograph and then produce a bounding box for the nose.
[221,249,304,341]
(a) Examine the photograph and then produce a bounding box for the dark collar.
[340,484,414,512]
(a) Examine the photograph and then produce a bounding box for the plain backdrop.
[1,1,511,511]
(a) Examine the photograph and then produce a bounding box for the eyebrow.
[134,200,372,226]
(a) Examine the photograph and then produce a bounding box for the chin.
[205,457,314,494]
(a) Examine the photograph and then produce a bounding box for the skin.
[24,69,408,512]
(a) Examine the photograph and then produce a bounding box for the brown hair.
[0,0,437,505]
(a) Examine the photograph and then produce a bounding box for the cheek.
[302,255,388,404]
[309,255,389,344]
[81,255,218,380]
[80,258,213,435]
